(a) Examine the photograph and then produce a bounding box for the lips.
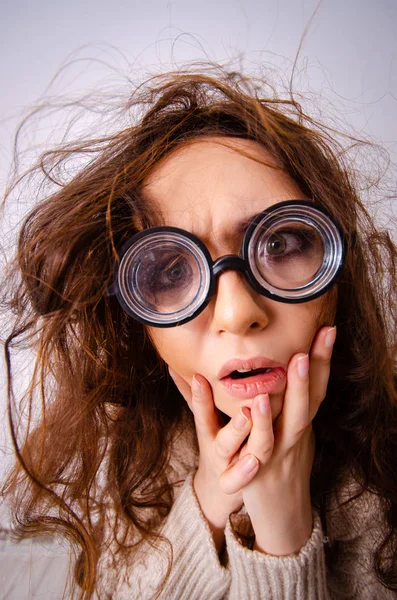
[218,356,287,399]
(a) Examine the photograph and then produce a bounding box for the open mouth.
[228,367,272,380]
[220,365,286,399]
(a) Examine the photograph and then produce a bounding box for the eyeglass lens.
[133,239,203,314]
[252,220,324,290]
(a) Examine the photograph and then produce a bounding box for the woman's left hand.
[240,325,336,556]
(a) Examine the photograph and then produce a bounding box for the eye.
[252,224,325,290]
[266,233,288,255]
[157,255,193,288]
[265,228,317,258]
[136,249,196,310]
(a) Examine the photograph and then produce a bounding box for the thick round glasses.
[109,200,345,327]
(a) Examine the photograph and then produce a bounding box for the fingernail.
[258,394,270,415]
[297,354,309,379]
[191,375,202,395]
[325,326,337,349]
[234,408,249,430]
[240,454,259,475]
[168,367,176,381]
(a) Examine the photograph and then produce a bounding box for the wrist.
[193,469,243,554]
[251,506,313,556]
[244,477,313,555]
[194,469,242,524]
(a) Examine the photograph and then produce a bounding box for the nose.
[210,270,270,336]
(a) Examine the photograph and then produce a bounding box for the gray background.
[0,1,396,596]
[1,0,397,182]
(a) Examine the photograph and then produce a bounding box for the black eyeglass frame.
[108,200,346,328]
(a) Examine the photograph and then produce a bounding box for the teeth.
[229,367,272,380]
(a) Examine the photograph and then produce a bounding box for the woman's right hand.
[169,369,260,553]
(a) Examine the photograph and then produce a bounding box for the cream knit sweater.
[96,423,395,599]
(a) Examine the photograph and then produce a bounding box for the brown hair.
[2,68,397,597]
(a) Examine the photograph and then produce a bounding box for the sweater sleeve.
[225,509,329,600]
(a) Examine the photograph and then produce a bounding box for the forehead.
[142,138,306,243]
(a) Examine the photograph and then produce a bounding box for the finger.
[219,453,260,495]
[216,406,252,460]
[308,326,336,418]
[276,353,310,449]
[169,369,219,440]
[190,374,220,440]
[245,394,274,463]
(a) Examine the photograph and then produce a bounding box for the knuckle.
[217,425,243,457]
[249,435,273,462]
[295,419,309,435]
[231,423,248,439]
[193,413,208,431]
[313,353,331,368]
[230,421,248,437]
[231,409,250,433]
[259,443,274,461]
[216,436,233,459]
[219,474,236,495]
[257,434,274,457]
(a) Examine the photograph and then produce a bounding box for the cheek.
[147,326,198,377]
[299,294,335,335]
[277,298,329,355]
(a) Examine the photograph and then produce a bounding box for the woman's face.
[143,138,333,421]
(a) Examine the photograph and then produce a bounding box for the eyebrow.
[235,211,263,233]
[189,210,265,248]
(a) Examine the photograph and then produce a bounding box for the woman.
[2,69,397,598]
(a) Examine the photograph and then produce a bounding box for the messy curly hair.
[2,67,397,597]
